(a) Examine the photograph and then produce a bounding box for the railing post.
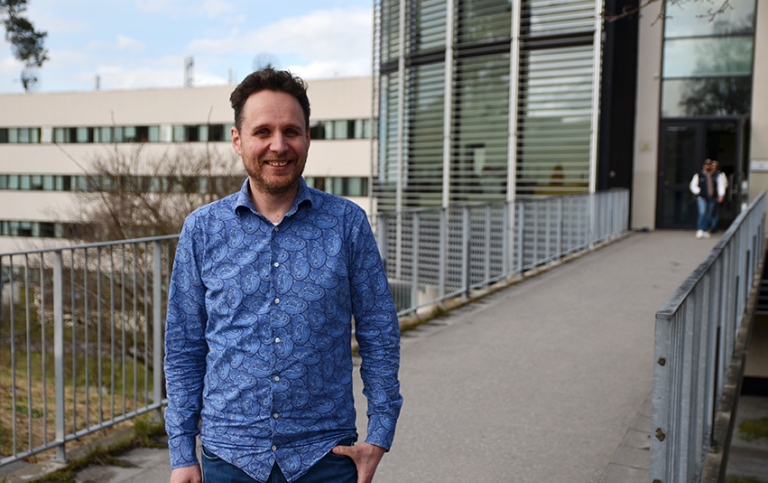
[53,251,67,463]
[411,213,419,313]
[517,202,525,273]
[462,206,470,298]
[502,202,510,277]
[558,197,564,257]
[439,208,447,300]
[153,241,163,420]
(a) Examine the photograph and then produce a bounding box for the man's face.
[231,90,310,197]
[704,160,714,173]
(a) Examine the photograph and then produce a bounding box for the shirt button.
[272,445,277,451]
[274,262,279,267]
[274,226,279,232]
[275,337,281,343]
[273,413,279,419]
[274,376,280,381]
[274,298,280,304]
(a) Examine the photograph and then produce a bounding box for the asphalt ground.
[6,230,765,482]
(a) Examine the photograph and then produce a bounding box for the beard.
[244,157,306,195]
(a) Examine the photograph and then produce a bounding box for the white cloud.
[94,62,186,90]
[189,6,373,79]
[117,35,146,52]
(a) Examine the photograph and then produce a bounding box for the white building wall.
[748,1,768,203]
[0,77,374,252]
[631,1,664,230]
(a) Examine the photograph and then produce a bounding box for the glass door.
[656,119,748,230]
[657,122,704,229]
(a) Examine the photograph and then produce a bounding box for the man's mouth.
[265,159,290,167]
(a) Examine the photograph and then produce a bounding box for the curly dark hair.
[229,68,311,131]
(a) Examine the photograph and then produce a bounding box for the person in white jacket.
[689,158,727,238]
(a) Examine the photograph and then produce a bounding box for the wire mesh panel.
[373,189,629,316]
[0,236,174,466]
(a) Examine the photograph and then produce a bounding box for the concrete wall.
[747,1,768,203]
[746,315,768,379]
[631,1,664,230]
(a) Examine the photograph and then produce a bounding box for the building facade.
[0,76,375,252]
[374,0,767,234]
[633,0,766,231]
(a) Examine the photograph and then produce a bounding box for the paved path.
[366,230,718,483]
[2,230,725,483]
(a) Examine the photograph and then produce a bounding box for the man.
[708,160,728,233]
[164,68,402,483]
[689,158,726,239]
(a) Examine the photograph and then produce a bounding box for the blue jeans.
[201,442,357,483]
[696,197,717,232]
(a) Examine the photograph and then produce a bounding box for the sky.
[0,0,374,94]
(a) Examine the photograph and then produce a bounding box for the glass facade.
[661,0,756,118]
[375,0,602,210]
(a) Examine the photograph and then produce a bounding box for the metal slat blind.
[516,46,594,195]
[405,62,445,208]
[376,72,401,211]
[456,0,512,44]
[522,0,596,37]
[451,54,511,203]
[515,0,598,196]
[380,0,401,64]
[410,0,447,53]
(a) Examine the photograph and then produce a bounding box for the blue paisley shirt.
[164,178,402,482]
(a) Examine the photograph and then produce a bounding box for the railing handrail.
[657,191,767,317]
[0,234,179,258]
[650,191,766,482]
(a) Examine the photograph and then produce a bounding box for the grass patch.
[726,477,767,483]
[738,417,768,443]
[27,415,166,483]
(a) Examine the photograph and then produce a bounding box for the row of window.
[0,174,369,197]
[0,118,375,144]
[0,220,73,239]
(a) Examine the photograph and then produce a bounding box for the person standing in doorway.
[708,160,728,233]
[689,158,727,239]
[164,68,403,483]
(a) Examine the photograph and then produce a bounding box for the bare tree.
[67,143,243,242]
[605,0,733,23]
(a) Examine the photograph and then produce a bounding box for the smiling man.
[164,68,403,483]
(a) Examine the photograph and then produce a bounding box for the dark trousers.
[201,444,357,483]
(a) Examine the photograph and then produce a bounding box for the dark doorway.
[656,118,749,229]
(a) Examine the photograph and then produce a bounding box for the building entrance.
[656,118,749,230]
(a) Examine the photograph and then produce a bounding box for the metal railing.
[0,189,629,467]
[373,189,629,316]
[0,236,176,466]
[650,191,766,483]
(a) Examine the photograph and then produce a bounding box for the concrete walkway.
[1,230,728,482]
[367,230,719,483]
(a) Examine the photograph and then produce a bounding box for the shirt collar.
[233,177,315,217]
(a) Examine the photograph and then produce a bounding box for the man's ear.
[231,126,242,155]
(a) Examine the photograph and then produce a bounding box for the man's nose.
[269,133,289,153]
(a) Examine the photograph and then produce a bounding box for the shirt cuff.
[168,434,199,469]
[365,414,398,451]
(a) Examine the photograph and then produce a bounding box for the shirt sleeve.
[164,215,209,469]
[717,173,728,197]
[348,209,403,450]
[689,174,700,195]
